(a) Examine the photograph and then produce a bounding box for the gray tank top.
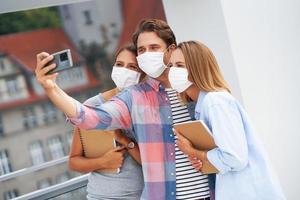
[87,151,144,200]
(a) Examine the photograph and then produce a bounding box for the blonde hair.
[178,41,231,93]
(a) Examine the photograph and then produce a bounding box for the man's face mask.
[136,47,170,78]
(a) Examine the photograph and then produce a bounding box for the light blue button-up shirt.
[195,91,286,200]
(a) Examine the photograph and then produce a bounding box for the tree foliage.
[0,7,61,35]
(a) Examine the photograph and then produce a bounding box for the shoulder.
[196,91,238,112]
[83,93,104,106]
[205,91,237,107]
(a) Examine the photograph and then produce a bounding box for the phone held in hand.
[46,49,73,75]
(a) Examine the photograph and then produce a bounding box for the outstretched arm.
[35,52,78,118]
[35,52,133,131]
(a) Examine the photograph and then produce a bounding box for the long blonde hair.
[178,41,231,93]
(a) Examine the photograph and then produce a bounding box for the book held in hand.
[79,128,120,173]
[174,120,219,174]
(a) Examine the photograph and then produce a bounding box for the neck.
[155,71,171,88]
[185,84,200,101]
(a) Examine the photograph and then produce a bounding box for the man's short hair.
[132,18,177,48]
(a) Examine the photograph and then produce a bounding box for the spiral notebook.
[174,120,219,174]
[78,128,120,173]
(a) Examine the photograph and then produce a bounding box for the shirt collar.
[145,77,163,92]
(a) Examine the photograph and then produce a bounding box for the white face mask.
[136,52,166,78]
[111,66,141,90]
[168,67,193,93]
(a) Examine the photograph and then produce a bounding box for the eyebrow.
[175,61,185,65]
[127,62,138,66]
[149,44,161,47]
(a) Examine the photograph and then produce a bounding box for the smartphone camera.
[59,52,68,62]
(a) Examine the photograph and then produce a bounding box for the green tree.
[0,7,61,35]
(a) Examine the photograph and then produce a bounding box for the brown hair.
[115,43,137,59]
[178,41,231,93]
[114,43,146,81]
[132,18,177,48]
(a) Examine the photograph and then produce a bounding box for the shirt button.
[168,116,171,119]
[170,134,173,137]
[170,153,174,155]
[165,97,168,100]
[171,172,174,176]
[171,192,175,195]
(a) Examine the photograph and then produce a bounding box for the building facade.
[0,28,102,199]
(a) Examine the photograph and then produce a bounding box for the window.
[0,114,4,136]
[6,78,19,96]
[3,189,18,200]
[41,103,58,124]
[29,141,45,165]
[62,5,70,19]
[48,136,65,159]
[23,107,38,129]
[83,10,92,25]
[56,172,70,183]
[66,130,73,149]
[0,149,12,175]
[37,178,51,189]
[0,57,5,71]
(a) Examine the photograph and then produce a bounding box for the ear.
[168,44,177,52]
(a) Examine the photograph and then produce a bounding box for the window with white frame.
[41,103,58,124]
[6,77,19,96]
[29,141,45,165]
[3,189,18,200]
[0,149,12,175]
[23,106,38,129]
[37,178,51,189]
[48,136,65,159]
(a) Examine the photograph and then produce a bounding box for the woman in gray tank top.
[69,43,145,200]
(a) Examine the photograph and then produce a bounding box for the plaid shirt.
[69,78,215,200]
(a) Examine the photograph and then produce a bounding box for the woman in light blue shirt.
[168,40,286,200]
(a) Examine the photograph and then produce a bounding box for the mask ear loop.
[163,44,175,67]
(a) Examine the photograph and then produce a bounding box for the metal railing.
[0,156,89,199]
[14,174,88,200]
[0,156,68,182]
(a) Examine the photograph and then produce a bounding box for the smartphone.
[113,139,121,173]
[46,49,73,75]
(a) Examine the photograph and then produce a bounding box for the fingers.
[188,156,203,171]
[36,71,58,85]
[173,129,184,140]
[38,63,57,76]
[114,146,126,153]
[39,55,54,69]
[36,52,50,62]
[36,53,53,72]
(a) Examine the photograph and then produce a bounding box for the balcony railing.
[0,156,88,200]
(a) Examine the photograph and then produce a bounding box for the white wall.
[163,0,300,199]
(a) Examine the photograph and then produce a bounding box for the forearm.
[45,85,77,118]
[68,156,107,173]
